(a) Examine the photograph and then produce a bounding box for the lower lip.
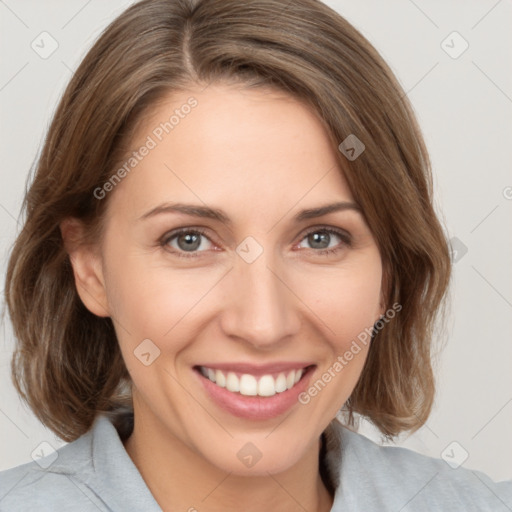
[194,366,315,421]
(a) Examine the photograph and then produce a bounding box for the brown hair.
[4,0,451,442]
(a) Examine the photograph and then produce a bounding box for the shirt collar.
[78,411,162,511]
[77,410,356,511]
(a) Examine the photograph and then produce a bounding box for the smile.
[198,365,306,397]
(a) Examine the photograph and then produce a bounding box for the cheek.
[292,257,382,421]
[103,249,227,352]
[297,254,383,347]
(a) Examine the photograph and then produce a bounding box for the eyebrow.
[138,201,362,224]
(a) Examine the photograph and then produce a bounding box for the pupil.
[310,232,329,249]
[179,233,200,251]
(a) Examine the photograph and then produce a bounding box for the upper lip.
[195,362,315,376]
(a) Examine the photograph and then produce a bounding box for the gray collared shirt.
[1,413,511,511]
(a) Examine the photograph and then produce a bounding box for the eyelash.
[159,226,352,259]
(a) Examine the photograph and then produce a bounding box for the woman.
[1,0,510,510]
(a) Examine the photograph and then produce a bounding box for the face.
[71,83,385,475]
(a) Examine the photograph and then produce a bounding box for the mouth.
[195,365,311,397]
[193,363,316,420]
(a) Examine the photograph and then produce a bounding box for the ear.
[60,217,110,318]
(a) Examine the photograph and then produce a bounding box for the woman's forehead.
[107,84,355,218]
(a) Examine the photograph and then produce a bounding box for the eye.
[159,225,352,259]
[296,226,352,256]
[160,228,214,258]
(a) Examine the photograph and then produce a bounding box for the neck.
[122,407,334,512]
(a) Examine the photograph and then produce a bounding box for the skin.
[62,83,385,512]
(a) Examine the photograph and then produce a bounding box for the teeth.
[275,373,287,393]
[286,370,296,389]
[240,374,258,396]
[258,375,276,397]
[226,372,240,392]
[200,367,305,397]
[215,369,226,387]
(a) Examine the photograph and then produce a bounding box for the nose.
[219,250,301,350]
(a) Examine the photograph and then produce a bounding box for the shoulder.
[0,412,160,512]
[0,430,107,511]
[328,420,512,511]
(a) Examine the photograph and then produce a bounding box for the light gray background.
[1,0,511,482]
